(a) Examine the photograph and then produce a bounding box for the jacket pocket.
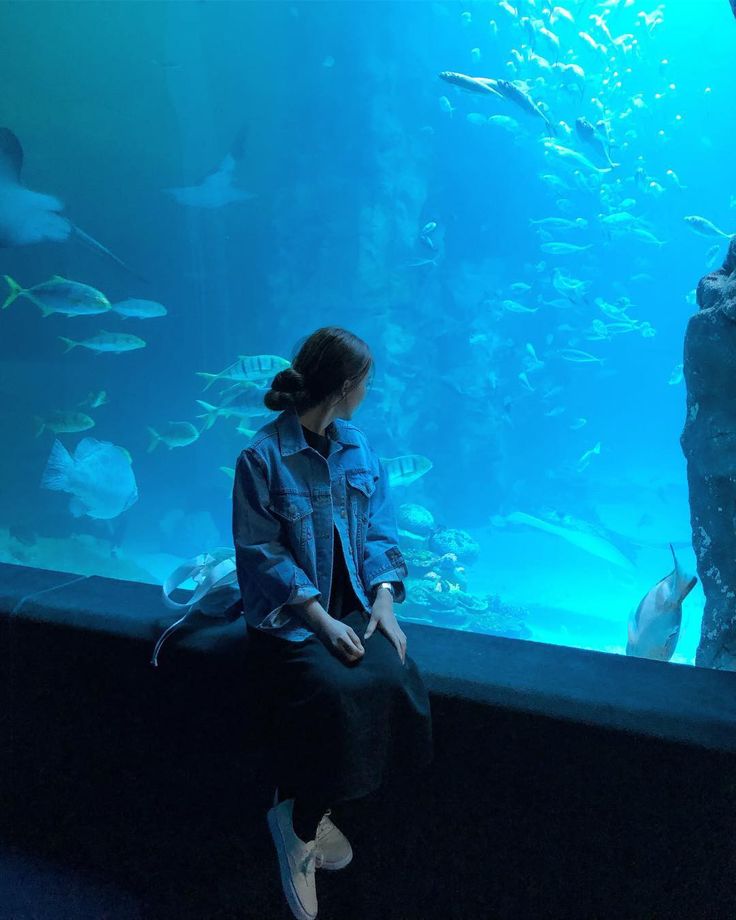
[345,470,376,562]
[268,491,314,556]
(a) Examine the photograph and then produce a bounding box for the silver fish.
[626,544,697,661]
[438,71,503,98]
[683,215,733,239]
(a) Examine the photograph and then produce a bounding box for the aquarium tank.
[1,0,734,670]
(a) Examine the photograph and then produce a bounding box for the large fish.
[499,510,636,571]
[574,117,619,168]
[165,126,255,208]
[438,71,503,98]
[626,544,697,661]
[381,454,433,488]
[494,80,556,135]
[0,127,141,279]
[40,437,138,520]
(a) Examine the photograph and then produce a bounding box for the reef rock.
[397,502,435,537]
[680,236,736,669]
[429,527,480,564]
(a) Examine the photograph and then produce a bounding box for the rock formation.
[680,237,736,669]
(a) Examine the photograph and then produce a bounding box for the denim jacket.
[232,406,409,642]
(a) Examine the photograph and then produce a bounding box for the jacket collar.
[276,406,360,457]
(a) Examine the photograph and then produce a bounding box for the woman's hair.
[264,326,373,413]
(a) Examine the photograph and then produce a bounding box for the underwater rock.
[397,502,435,537]
[403,547,440,576]
[429,527,480,564]
[680,236,736,669]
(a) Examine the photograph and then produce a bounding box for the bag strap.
[152,553,237,669]
[161,553,236,611]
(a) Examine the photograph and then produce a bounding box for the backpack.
[151,547,242,667]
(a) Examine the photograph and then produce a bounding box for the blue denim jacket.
[232,406,409,642]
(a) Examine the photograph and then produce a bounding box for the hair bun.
[272,367,306,393]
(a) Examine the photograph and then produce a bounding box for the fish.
[0,127,140,278]
[502,299,538,313]
[683,215,733,239]
[626,544,697,661]
[59,331,146,354]
[500,510,635,571]
[487,115,521,132]
[147,422,201,452]
[110,298,167,319]
[381,454,433,487]
[40,436,138,520]
[552,268,589,303]
[77,390,108,410]
[540,242,592,255]
[439,95,456,116]
[541,138,613,174]
[668,363,684,386]
[34,411,95,438]
[530,217,587,231]
[438,71,503,98]
[3,275,111,316]
[576,441,601,471]
[575,117,619,167]
[569,417,587,430]
[196,355,291,391]
[557,348,604,364]
[165,126,255,208]
[493,80,555,134]
[196,386,273,429]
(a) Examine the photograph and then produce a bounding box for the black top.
[301,424,363,619]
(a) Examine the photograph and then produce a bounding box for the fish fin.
[40,438,73,492]
[195,372,220,390]
[69,496,87,518]
[33,416,45,438]
[2,275,24,310]
[58,336,78,353]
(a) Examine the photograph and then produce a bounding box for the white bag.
[151,548,241,667]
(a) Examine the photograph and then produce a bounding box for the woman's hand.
[364,592,407,664]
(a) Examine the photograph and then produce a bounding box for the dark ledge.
[1,560,734,754]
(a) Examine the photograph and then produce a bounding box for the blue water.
[1,0,734,666]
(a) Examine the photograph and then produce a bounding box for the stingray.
[164,125,256,208]
[0,127,141,279]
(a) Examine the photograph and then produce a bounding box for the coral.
[397,502,435,537]
[429,528,480,564]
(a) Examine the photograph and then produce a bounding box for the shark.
[0,127,141,279]
[626,544,697,662]
[164,126,255,209]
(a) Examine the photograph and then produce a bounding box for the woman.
[232,326,433,920]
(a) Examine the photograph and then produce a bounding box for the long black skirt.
[246,608,434,808]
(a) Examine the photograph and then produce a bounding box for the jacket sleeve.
[232,449,320,627]
[362,453,409,603]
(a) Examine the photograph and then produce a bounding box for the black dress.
[245,423,434,808]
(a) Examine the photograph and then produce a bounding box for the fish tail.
[33,416,45,438]
[2,275,24,310]
[146,427,160,453]
[40,438,73,492]
[58,336,78,353]
[195,371,220,391]
[195,400,219,430]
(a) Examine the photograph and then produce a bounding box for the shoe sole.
[267,806,318,920]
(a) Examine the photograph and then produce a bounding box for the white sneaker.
[267,789,319,920]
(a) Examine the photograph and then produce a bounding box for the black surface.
[1,561,735,919]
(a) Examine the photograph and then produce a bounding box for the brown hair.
[264,326,373,413]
